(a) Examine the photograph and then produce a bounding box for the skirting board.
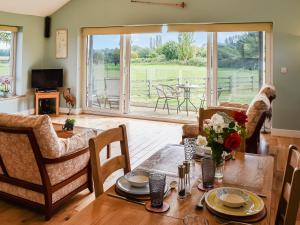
[59,107,82,115]
[17,108,35,115]
[271,128,300,138]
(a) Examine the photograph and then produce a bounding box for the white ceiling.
[0,0,71,17]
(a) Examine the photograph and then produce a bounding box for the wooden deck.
[0,114,299,225]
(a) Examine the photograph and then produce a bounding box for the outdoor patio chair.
[154,84,180,115]
[104,78,120,109]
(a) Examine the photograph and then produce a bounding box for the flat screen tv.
[31,69,63,90]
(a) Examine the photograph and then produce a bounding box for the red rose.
[234,111,248,125]
[224,132,241,150]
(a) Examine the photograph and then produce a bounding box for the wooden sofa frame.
[0,126,93,220]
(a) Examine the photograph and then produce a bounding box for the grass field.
[91,63,260,109]
[0,62,9,77]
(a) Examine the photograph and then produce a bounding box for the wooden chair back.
[276,145,300,225]
[198,107,245,152]
[89,124,131,197]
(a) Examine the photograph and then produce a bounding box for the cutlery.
[214,216,251,225]
[107,193,146,205]
[196,192,207,208]
[164,180,177,198]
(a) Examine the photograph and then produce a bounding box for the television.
[31,69,63,91]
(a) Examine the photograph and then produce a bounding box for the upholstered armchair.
[0,114,96,220]
[182,84,276,154]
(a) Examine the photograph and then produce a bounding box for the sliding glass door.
[86,34,123,112]
[82,24,272,121]
[129,32,207,119]
[215,32,266,104]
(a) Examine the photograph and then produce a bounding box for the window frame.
[0,25,18,96]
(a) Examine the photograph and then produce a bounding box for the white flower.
[211,114,224,126]
[197,135,208,146]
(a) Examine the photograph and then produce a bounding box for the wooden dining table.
[64,144,274,225]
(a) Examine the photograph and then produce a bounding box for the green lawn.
[91,63,260,108]
[0,62,9,77]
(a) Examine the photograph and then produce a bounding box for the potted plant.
[0,77,12,98]
[63,119,76,131]
[197,111,247,178]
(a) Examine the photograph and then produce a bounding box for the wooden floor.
[0,114,299,225]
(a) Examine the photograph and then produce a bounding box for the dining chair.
[275,145,300,225]
[89,124,131,197]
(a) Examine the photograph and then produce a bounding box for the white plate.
[116,176,168,195]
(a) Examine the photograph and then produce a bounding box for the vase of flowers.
[197,111,247,179]
[0,77,12,98]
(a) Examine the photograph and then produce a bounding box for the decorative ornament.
[63,88,76,115]
[131,0,185,8]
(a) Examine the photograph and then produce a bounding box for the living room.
[0,0,299,224]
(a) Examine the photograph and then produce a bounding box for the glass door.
[128,31,208,121]
[86,34,123,113]
[214,32,266,105]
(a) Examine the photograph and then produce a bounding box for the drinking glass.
[184,138,197,161]
[149,173,166,208]
[201,157,215,188]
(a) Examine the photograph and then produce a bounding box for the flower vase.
[214,152,225,179]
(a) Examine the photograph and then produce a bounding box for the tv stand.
[35,91,60,116]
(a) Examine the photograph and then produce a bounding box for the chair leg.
[154,98,160,112]
[166,99,170,115]
[163,99,167,110]
[88,161,94,193]
[177,98,180,114]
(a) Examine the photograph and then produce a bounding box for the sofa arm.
[59,129,97,157]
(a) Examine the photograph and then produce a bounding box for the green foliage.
[157,41,178,60]
[177,33,195,63]
[65,118,75,125]
[0,32,12,45]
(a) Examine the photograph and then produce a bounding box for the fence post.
[251,75,254,91]
[147,79,151,98]
[229,76,233,94]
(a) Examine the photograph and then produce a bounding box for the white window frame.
[80,23,273,121]
[0,25,18,96]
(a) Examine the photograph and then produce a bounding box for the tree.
[157,41,178,60]
[0,32,11,45]
[177,33,195,63]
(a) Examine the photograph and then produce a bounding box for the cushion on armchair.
[246,93,270,138]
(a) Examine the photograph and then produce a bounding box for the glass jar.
[177,165,186,199]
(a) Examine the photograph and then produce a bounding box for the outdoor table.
[176,84,199,116]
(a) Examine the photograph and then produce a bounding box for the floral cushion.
[246,93,270,138]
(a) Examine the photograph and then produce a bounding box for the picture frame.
[56,29,68,59]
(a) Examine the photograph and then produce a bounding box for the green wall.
[45,0,300,131]
[0,11,45,113]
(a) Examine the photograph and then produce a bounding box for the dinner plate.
[116,176,168,196]
[205,187,265,217]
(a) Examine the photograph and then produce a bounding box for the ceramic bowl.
[124,170,149,188]
[216,187,249,208]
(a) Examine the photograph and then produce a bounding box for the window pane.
[129,32,207,120]
[217,32,265,104]
[0,31,13,78]
[86,35,121,110]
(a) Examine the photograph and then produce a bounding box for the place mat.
[207,204,267,223]
[115,185,150,200]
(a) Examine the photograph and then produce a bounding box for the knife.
[107,193,146,205]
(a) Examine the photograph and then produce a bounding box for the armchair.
[0,114,96,220]
[182,84,276,154]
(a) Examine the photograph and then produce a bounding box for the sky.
[91,31,246,50]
